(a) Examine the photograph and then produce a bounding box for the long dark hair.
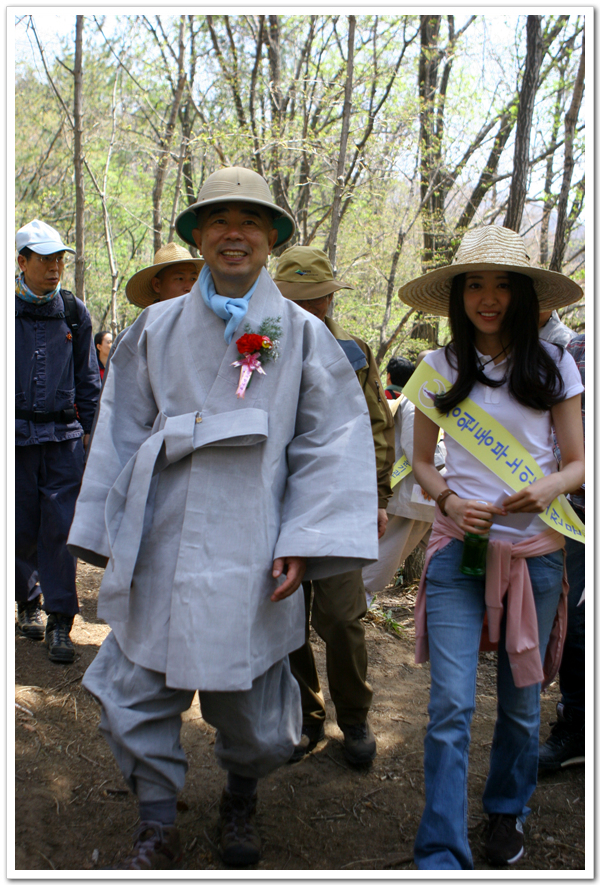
[434,271,565,413]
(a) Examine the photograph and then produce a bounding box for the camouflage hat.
[274,245,354,301]
[175,166,296,249]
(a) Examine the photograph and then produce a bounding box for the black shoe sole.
[539,755,584,772]
[47,652,75,664]
[45,643,75,664]
[486,846,525,866]
[288,726,326,763]
[17,625,45,641]
[221,845,260,866]
[343,748,377,767]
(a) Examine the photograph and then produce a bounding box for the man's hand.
[83,433,90,450]
[271,556,306,602]
[377,508,388,539]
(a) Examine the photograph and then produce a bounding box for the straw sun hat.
[125,243,204,308]
[274,245,354,300]
[398,226,583,316]
[175,166,296,249]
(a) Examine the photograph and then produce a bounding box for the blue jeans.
[560,507,585,715]
[414,539,564,870]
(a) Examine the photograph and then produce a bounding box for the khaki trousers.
[289,570,372,727]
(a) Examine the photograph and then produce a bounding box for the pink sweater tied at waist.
[414,508,568,690]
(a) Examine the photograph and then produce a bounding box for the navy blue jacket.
[15,289,101,445]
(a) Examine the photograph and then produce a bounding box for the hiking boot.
[538,703,585,771]
[288,721,326,763]
[109,821,182,870]
[17,599,45,641]
[44,613,75,664]
[339,719,377,766]
[485,814,524,866]
[219,788,261,866]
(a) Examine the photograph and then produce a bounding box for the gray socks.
[139,796,178,827]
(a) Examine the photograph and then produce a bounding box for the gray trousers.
[83,632,301,802]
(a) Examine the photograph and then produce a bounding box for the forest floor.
[14,563,585,874]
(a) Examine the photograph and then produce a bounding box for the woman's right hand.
[444,495,505,534]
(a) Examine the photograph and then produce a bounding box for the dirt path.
[14,564,585,871]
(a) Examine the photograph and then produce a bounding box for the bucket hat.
[175,166,296,249]
[274,245,354,301]
[125,243,204,308]
[16,219,75,256]
[398,226,583,316]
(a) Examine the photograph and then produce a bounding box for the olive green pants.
[288,570,372,727]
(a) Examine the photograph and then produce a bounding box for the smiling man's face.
[192,202,277,298]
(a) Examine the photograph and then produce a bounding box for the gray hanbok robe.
[68,269,378,692]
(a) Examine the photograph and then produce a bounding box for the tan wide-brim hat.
[398,226,583,316]
[274,245,354,300]
[175,166,296,249]
[125,244,204,308]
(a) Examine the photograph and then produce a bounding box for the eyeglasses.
[34,253,68,267]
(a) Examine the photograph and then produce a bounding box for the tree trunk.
[73,15,85,303]
[152,16,187,254]
[503,16,544,232]
[550,33,585,272]
[327,14,356,280]
[540,78,564,265]
[403,545,426,585]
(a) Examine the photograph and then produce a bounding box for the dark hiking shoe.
[44,613,75,664]
[485,814,524,866]
[288,721,326,763]
[109,821,182,870]
[539,703,585,771]
[17,599,45,641]
[339,719,377,766]
[219,788,261,866]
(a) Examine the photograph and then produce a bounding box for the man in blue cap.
[15,219,100,664]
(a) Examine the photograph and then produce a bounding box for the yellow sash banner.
[391,454,412,489]
[402,361,584,543]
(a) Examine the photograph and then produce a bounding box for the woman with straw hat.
[398,226,584,869]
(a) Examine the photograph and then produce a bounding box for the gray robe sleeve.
[273,319,379,578]
[68,315,158,565]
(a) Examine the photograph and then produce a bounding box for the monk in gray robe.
[68,167,378,870]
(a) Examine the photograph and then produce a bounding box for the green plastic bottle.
[460,531,490,576]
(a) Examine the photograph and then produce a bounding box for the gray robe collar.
[182,267,285,411]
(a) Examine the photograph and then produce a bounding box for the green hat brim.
[175,197,295,249]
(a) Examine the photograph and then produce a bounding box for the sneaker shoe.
[339,719,377,766]
[538,704,585,771]
[44,613,75,664]
[485,814,524,866]
[109,821,182,870]
[17,599,45,641]
[219,788,261,866]
[288,721,326,763]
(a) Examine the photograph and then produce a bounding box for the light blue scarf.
[15,273,61,305]
[199,264,260,344]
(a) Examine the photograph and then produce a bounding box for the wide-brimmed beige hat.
[274,245,354,300]
[125,243,204,308]
[175,166,296,249]
[398,226,583,316]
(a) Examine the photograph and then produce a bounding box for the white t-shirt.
[425,342,584,542]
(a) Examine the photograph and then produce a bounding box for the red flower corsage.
[231,318,282,399]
